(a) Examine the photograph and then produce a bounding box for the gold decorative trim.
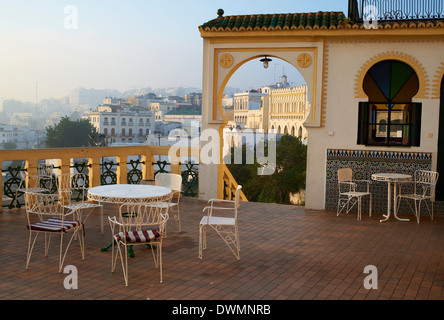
[297,53,312,68]
[220,53,234,68]
[431,62,444,99]
[320,40,330,128]
[354,51,429,99]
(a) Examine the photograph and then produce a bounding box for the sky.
[0,0,348,102]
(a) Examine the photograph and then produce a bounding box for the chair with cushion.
[108,194,172,286]
[57,172,103,231]
[396,170,439,223]
[155,173,182,234]
[25,191,85,272]
[199,185,242,260]
[337,168,372,221]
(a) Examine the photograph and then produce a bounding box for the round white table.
[87,184,172,255]
[371,173,412,222]
[88,184,172,204]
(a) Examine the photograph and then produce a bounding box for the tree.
[45,117,100,148]
[226,134,307,204]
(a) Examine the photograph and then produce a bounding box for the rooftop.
[2,197,444,302]
[199,6,444,33]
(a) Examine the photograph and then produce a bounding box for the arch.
[363,60,419,102]
[284,126,288,135]
[291,126,296,136]
[298,126,303,138]
[354,51,429,99]
[277,125,281,134]
[218,52,312,123]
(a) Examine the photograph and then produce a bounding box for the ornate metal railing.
[0,145,200,210]
[350,0,444,22]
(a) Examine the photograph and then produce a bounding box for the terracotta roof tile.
[199,11,444,32]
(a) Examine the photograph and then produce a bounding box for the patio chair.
[57,172,103,230]
[108,195,172,286]
[396,170,439,223]
[25,191,85,272]
[17,173,53,194]
[337,168,372,220]
[155,173,182,234]
[199,185,242,260]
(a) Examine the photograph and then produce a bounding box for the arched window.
[358,60,421,147]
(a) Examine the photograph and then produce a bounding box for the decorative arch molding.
[431,62,444,99]
[354,51,429,99]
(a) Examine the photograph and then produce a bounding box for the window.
[358,60,421,147]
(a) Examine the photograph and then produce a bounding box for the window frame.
[358,101,421,147]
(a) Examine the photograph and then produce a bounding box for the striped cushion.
[28,218,81,233]
[115,230,160,243]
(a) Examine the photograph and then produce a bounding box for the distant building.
[89,105,155,145]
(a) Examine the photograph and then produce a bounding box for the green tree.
[45,117,100,148]
[227,134,307,204]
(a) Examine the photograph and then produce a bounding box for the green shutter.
[411,103,422,147]
[357,102,369,145]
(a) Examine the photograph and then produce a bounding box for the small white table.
[371,173,412,222]
[88,184,172,204]
[87,184,172,254]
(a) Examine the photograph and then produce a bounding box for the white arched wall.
[199,39,324,201]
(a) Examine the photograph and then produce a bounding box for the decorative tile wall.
[325,149,432,214]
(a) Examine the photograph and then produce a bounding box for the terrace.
[2,196,444,302]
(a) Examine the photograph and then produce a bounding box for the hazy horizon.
[0,0,347,103]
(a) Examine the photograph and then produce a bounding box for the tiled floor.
[1,197,444,301]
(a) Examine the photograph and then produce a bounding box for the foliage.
[45,117,100,148]
[226,134,307,204]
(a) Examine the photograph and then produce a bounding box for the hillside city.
[0,74,310,152]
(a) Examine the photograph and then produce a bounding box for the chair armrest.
[208,198,235,204]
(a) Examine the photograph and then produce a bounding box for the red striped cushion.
[27,218,81,233]
[115,229,160,243]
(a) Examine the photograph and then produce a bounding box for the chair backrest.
[19,174,53,192]
[24,192,66,217]
[155,173,182,193]
[414,170,439,199]
[337,168,353,183]
[57,172,89,203]
[117,194,172,233]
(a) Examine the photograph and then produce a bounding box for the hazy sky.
[0,0,348,102]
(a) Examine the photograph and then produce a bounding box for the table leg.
[393,182,410,222]
[380,181,391,222]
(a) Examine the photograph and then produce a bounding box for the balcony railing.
[349,0,444,22]
[0,145,202,210]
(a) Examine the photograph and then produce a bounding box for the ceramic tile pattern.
[325,149,433,213]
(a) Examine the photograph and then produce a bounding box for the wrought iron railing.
[349,0,444,22]
[0,146,200,209]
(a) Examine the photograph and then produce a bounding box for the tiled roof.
[199,10,444,32]
[199,11,347,32]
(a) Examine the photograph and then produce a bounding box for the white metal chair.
[337,168,372,220]
[396,170,439,223]
[199,185,242,260]
[57,172,103,230]
[108,194,172,286]
[155,173,182,234]
[25,191,85,272]
[17,173,53,194]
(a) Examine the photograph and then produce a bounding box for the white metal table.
[371,173,412,222]
[88,184,172,204]
[88,184,172,254]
